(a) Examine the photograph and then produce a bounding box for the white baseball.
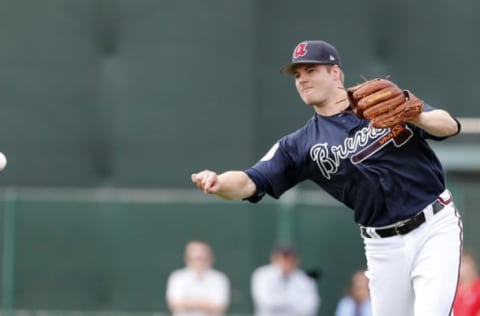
[0,152,7,171]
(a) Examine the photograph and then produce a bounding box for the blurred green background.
[0,0,479,315]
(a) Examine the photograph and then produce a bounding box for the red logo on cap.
[293,42,307,59]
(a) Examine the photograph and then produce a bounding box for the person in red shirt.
[454,249,480,316]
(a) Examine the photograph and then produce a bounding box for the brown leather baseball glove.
[346,78,424,128]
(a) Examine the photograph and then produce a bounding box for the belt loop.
[360,227,371,238]
[366,227,381,238]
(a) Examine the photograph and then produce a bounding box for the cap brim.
[280,60,333,75]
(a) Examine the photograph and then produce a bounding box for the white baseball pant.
[362,189,463,316]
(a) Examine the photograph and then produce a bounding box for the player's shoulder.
[282,114,318,143]
[272,115,319,160]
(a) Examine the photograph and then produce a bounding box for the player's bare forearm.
[191,170,257,200]
[408,109,459,137]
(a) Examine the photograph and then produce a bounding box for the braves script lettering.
[310,125,413,179]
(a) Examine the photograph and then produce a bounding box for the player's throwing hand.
[191,170,220,194]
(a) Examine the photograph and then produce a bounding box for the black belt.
[360,200,445,238]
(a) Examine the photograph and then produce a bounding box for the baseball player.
[191,40,463,316]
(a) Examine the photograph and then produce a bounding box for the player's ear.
[332,64,340,76]
[332,64,344,83]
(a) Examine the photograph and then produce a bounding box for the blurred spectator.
[335,269,372,316]
[454,249,480,316]
[166,240,230,316]
[251,244,320,316]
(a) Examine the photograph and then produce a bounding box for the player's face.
[293,64,338,106]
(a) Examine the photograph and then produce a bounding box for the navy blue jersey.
[245,104,455,227]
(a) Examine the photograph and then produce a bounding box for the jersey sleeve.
[244,135,307,202]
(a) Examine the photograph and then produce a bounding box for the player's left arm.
[408,109,460,137]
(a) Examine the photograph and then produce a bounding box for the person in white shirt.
[335,269,372,316]
[166,240,230,316]
[251,245,320,316]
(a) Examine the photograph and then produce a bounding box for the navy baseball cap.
[280,40,342,75]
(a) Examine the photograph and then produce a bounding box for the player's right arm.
[191,170,257,200]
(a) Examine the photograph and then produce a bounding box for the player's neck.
[312,90,349,117]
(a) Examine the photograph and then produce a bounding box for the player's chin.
[301,97,316,106]
[299,93,317,106]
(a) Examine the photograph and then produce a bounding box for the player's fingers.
[192,170,218,193]
[191,173,199,182]
[204,184,217,194]
[192,178,204,192]
[192,171,209,189]
[191,173,204,186]
[202,175,217,192]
